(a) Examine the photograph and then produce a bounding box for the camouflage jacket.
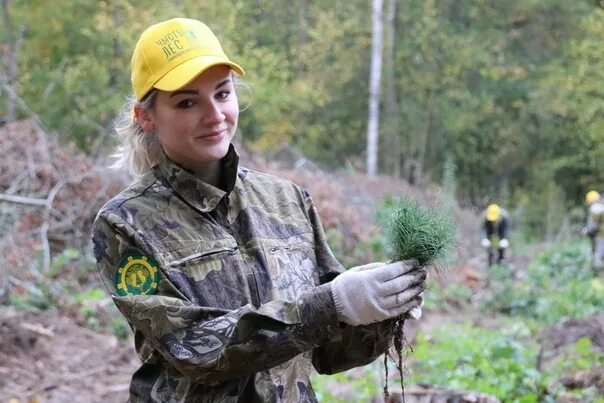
[92,145,390,402]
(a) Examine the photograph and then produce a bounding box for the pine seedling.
[382,197,455,266]
[379,197,455,401]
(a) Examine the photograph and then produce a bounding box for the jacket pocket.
[262,241,318,301]
[165,244,238,268]
[160,240,251,308]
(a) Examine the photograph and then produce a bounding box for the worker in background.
[582,190,604,274]
[481,203,510,266]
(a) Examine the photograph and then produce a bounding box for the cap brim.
[154,55,245,92]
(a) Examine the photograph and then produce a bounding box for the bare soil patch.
[0,308,137,403]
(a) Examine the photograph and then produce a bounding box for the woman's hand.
[330,260,426,326]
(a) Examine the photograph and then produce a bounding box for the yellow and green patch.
[116,254,159,296]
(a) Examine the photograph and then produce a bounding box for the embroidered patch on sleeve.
[115,254,160,296]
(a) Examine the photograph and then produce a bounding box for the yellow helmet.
[486,204,501,222]
[585,190,600,205]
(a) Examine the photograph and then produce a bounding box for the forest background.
[2,0,603,230]
[1,0,604,402]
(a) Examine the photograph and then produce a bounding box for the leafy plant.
[409,321,546,401]
[311,364,381,402]
[483,239,604,324]
[540,337,604,401]
[109,315,132,341]
[423,277,473,311]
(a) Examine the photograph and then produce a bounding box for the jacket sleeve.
[92,209,343,384]
[301,191,391,373]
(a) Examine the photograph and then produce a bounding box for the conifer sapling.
[379,197,455,400]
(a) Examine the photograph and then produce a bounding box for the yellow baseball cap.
[486,204,501,222]
[131,18,245,101]
[585,190,600,205]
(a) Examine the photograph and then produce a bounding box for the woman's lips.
[197,129,226,140]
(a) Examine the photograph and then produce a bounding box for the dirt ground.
[0,308,138,402]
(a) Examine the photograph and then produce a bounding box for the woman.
[92,17,426,402]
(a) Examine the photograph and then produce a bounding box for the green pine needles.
[381,197,455,266]
[379,197,455,401]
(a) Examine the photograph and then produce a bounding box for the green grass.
[409,320,544,401]
[483,239,604,324]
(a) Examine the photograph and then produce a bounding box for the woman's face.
[144,65,239,173]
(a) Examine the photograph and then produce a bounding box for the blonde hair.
[111,90,161,178]
[111,72,249,178]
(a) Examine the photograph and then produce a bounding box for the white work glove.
[498,238,509,248]
[408,294,425,320]
[349,262,425,320]
[331,260,426,326]
[481,238,491,248]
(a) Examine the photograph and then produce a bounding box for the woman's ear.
[134,104,154,133]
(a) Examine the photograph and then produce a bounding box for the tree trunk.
[366,0,384,177]
[382,0,399,177]
[415,89,435,182]
[297,0,308,74]
[1,0,18,122]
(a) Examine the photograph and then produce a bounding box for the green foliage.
[3,0,604,224]
[75,287,106,329]
[409,321,545,401]
[311,363,381,402]
[406,238,604,402]
[540,337,604,401]
[8,248,82,310]
[484,239,604,324]
[379,197,455,266]
[48,247,80,277]
[510,167,570,241]
[423,277,473,311]
[9,282,56,311]
[7,247,129,338]
[551,337,604,374]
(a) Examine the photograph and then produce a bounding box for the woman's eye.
[176,99,195,109]
[216,90,231,100]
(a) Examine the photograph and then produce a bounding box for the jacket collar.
[154,144,240,212]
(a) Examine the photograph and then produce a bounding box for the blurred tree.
[381,0,401,178]
[2,0,603,240]
[366,0,383,177]
[0,0,23,122]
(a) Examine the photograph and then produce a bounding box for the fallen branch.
[20,322,55,338]
[0,193,47,206]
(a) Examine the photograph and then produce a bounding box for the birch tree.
[366,0,383,177]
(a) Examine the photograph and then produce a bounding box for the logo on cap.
[155,28,200,62]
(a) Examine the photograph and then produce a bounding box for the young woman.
[92,17,426,402]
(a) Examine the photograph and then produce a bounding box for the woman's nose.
[202,101,224,125]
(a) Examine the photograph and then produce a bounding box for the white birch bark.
[366,0,384,177]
